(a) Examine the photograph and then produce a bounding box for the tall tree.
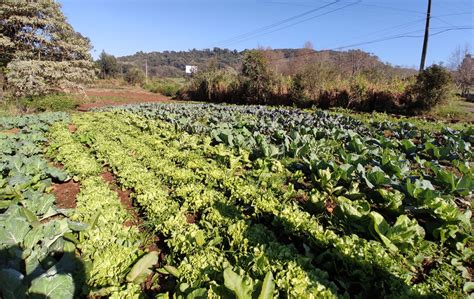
[97,51,120,79]
[241,50,274,104]
[456,54,473,97]
[0,0,95,97]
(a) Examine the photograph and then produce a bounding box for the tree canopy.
[0,0,95,97]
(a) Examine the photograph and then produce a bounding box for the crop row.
[70,111,469,297]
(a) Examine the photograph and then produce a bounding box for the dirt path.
[77,87,173,111]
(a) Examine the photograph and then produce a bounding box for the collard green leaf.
[126,251,159,284]
[0,216,31,246]
[28,274,75,299]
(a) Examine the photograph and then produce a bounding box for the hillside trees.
[241,50,274,103]
[0,0,95,97]
[97,51,121,79]
[124,67,146,85]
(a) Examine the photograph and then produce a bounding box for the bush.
[124,67,145,85]
[289,74,308,106]
[18,94,79,112]
[143,78,183,97]
[406,65,454,113]
[241,50,274,104]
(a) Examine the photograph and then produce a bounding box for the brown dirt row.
[77,88,173,111]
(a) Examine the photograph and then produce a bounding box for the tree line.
[1,0,471,116]
[178,48,471,115]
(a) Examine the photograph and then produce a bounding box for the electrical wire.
[214,0,341,46]
[219,1,360,47]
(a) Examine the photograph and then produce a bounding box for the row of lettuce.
[1,103,472,298]
[86,103,471,296]
[94,103,473,296]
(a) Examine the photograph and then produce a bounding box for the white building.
[185,65,198,75]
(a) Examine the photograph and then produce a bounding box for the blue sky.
[59,0,473,67]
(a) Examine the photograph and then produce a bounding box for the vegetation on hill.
[178,50,456,115]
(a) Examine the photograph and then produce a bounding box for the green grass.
[0,94,79,117]
[428,98,474,122]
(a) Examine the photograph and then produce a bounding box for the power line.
[320,18,426,49]
[214,0,342,46]
[220,1,360,47]
[262,26,473,63]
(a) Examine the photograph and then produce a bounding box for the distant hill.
[117,48,416,78]
[118,48,242,77]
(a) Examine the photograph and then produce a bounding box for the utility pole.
[145,59,148,83]
[419,0,432,72]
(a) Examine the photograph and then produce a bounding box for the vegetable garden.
[0,103,472,298]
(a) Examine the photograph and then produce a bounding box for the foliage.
[455,54,473,97]
[118,47,242,78]
[87,105,473,297]
[240,50,274,104]
[0,112,82,298]
[6,60,94,97]
[0,0,95,97]
[124,67,145,86]
[19,94,79,112]
[143,78,183,97]
[407,65,455,113]
[2,104,472,297]
[289,73,308,106]
[96,51,121,80]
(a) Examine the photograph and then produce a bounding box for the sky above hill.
[59,0,473,67]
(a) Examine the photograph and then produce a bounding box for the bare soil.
[68,123,77,133]
[52,180,80,209]
[101,169,141,226]
[77,88,173,111]
[1,128,20,135]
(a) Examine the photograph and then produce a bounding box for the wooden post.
[419,0,432,72]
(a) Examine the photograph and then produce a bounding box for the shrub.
[406,65,454,113]
[18,94,79,112]
[241,50,274,104]
[143,78,183,97]
[289,73,308,107]
[124,67,145,85]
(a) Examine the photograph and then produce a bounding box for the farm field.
[0,103,472,298]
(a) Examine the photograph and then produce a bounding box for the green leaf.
[45,167,69,182]
[194,230,205,246]
[163,265,180,277]
[87,211,101,229]
[126,251,159,284]
[0,216,31,246]
[186,288,207,299]
[463,281,474,293]
[67,220,89,232]
[28,274,75,299]
[223,268,253,299]
[258,271,274,299]
[23,225,44,249]
[368,212,398,253]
